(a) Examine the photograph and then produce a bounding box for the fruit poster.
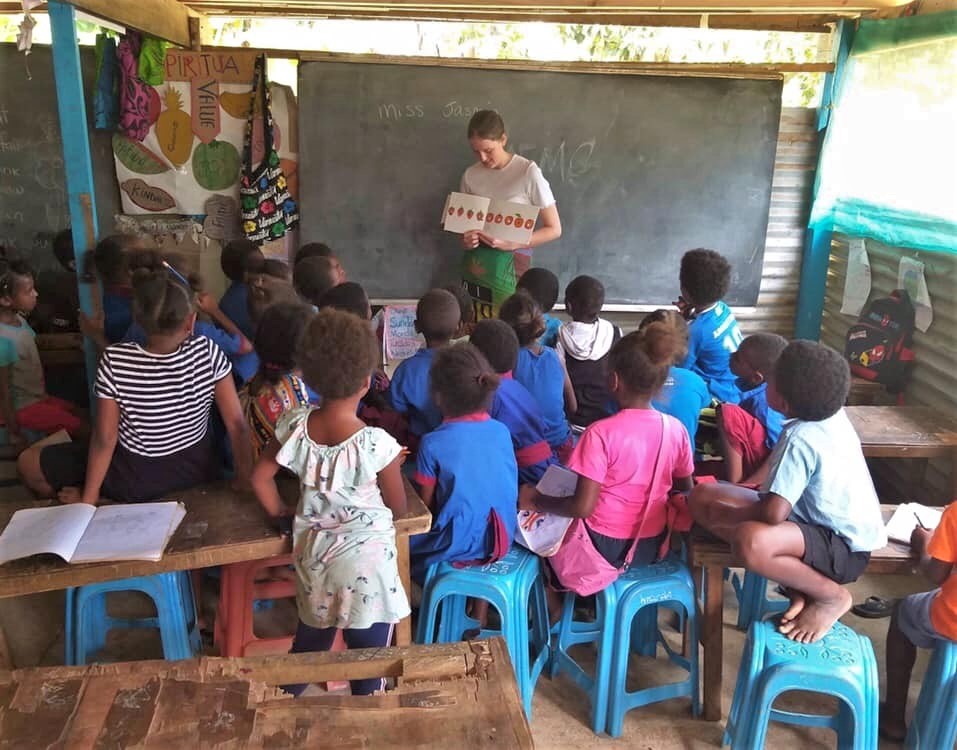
[112,50,299,216]
[443,192,539,246]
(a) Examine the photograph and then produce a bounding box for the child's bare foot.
[783,588,853,644]
[878,702,907,743]
[778,590,806,631]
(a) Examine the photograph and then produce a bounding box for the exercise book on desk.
[0,501,186,565]
[885,502,943,544]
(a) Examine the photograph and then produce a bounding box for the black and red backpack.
[844,289,916,395]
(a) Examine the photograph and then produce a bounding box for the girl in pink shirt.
[520,319,694,605]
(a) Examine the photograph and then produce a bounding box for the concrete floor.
[0,478,934,748]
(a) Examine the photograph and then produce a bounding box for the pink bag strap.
[620,413,670,569]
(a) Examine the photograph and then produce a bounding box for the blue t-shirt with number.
[681,301,743,404]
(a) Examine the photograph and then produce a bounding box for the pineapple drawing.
[156,88,193,167]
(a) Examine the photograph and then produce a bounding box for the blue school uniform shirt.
[514,347,571,449]
[124,320,246,362]
[762,409,886,552]
[388,348,442,438]
[681,301,743,404]
[491,375,556,485]
[411,415,518,581]
[219,281,255,339]
[652,366,710,451]
[738,381,785,449]
[539,314,562,348]
[103,287,133,344]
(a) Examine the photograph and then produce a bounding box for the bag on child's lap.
[547,415,672,596]
[844,288,916,395]
[240,54,299,245]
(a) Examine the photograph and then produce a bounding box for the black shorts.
[794,521,870,584]
[39,435,216,503]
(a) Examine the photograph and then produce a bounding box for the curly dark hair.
[88,234,137,285]
[638,309,689,364]
[221,239,264,282]
[516,267,559,313]
[679,248,732,308]
[470,319,519,374]
[298,308,378,400]
[260,259,292,281]
[430,343,500,418]
[248,278,299,328]
[737,333,788,376]
[443,283,476,327]
[252,301,315,386]
[319,281,370,320]
[564,275,605,322]
[773,340,849,421]
[293,256,339,307]
[499,292,545,347]
[294,242,334,266]
[0,258,35,301]
[416,289,461,343]
[131,269,194,335]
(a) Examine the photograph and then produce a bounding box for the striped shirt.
[95,336,232,457]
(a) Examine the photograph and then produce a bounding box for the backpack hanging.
[844,288,916,395]
[240,54,299,244]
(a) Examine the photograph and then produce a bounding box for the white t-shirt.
[460,154,556,208]
[762,409,887,552]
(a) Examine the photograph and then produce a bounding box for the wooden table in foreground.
[0,638,532,749]
[688,505,916,722]
[847,405,957,495]
[0,477,431,647]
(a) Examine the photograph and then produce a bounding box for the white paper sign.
[383,305,423,361]
[841,238,871,316]
[443,192,539,246]
[898,256,933,332]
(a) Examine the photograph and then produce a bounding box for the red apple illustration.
[524,218,534,229]
[448,206,455,215]
[457,207,464,216]
[467,209,474,219]
[494,214,503,224]
[477,211,484,221]
[505,215,514,226]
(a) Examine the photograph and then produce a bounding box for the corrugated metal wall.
[604,106,818,336]
[821,235,957,505]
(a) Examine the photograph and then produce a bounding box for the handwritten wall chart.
[113,50,298,216]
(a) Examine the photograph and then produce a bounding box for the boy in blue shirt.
[517,267,562,348]
[470,319,556,485]
[690,341,887,643]
[219,239,264,340]
[388,289,460,441]
[676,248,743,404]
[639,309,710,454]
[717,332,788,484]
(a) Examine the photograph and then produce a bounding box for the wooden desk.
[0,478,431,645]
[0,638,533,749]
[688,505,916,722]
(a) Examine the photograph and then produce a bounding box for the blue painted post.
[793,20,856,340]
[48,0,99,396]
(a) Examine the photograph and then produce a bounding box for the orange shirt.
[928,502,957,641]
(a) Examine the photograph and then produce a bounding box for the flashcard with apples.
[443,192,540,246]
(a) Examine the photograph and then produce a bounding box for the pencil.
[162,260,190,287]
[913,511,929,531]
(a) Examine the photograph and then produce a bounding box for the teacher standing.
[460,110,562,318]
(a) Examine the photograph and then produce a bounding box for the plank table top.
[0,477,431,599]
[0,638,533,749]
[846,405,957,458]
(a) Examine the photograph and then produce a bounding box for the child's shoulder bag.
[844,289,916,396]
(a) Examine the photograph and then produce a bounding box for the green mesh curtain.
[810,12,957,254]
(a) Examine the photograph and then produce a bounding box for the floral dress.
[275,408,410,629]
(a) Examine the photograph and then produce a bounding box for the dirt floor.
[0,479,934,749]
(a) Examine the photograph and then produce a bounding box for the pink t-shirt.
[566,409,694,539]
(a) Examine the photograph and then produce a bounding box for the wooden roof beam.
[62,0,196,47]
[179,0,908,11]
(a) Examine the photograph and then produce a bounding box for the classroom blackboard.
[0,44,119,271]
[298,61,782,305]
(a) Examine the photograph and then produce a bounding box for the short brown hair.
[416,289,461,342]
[499,291,545,347]
[298,308,378,400]
[430,343,500,418]
[638,309,689,364]
[467,110,506,140]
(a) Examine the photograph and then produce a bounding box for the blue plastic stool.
[724,620,878,750]
[551,556,699,736]
[416,546,550,718]
[906,638,956,749]
[732,571,789,630]
[65,572,201,665]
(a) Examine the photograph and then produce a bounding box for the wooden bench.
[0,638,532,748]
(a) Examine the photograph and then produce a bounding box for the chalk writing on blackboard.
[383,304,423,361]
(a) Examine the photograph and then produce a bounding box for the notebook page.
[71,502,187,563]
[0,504,96,564]
[885,503,944,544]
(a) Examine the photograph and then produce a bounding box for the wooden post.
[49,0,100,398]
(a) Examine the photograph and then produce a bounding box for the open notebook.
[0,502,186,565]
[884,502,944,545]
